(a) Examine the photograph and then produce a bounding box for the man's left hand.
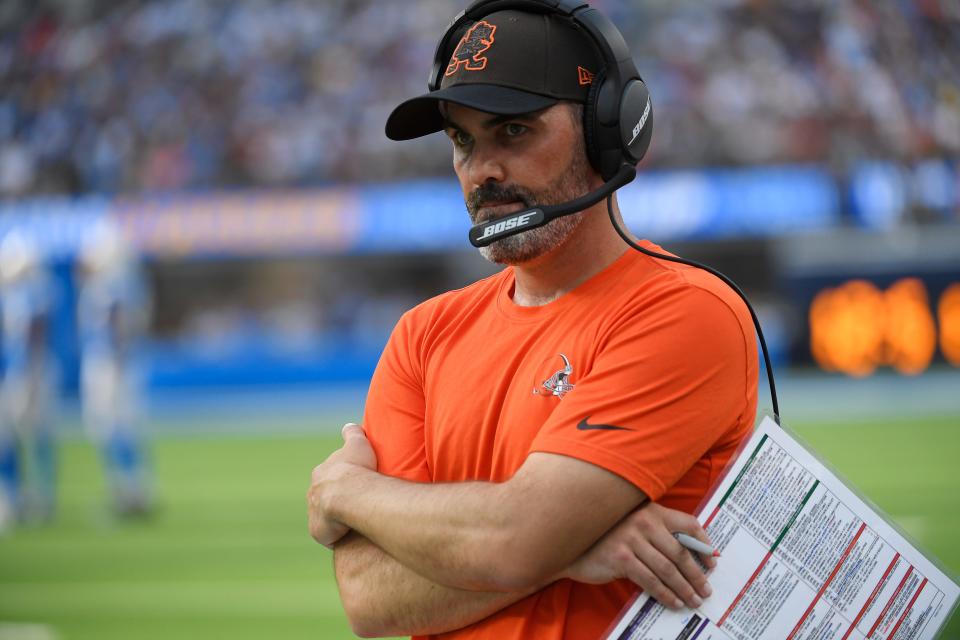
[308,423,378,548]
[562,502,715,610]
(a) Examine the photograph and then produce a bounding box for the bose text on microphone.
[469,164,636,247]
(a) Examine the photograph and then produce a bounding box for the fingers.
[341,422,365,441]
[661,509,718,571]
[623,505,715,609]
[621,550,687,610]
[306,480,348,548]
[310,513,348,548]
[658,531,713,603]
[340,422,378,471]
[636,535,707,609]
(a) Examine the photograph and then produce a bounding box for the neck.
[510,196,636,307]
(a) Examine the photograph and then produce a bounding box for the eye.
[504,122,527,137]
[449,129,473,147]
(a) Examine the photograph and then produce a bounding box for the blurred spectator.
[0,0,957,197]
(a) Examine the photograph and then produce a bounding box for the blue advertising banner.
[4,160,954,259]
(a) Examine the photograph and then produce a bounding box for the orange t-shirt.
[362,244,758,640]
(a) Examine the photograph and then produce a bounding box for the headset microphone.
[469,164,636,248]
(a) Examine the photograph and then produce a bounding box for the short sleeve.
[529,285,755,501]
[362,311,431,482]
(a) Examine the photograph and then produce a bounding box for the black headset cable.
[606,194,781,423]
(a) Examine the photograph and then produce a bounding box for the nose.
[465,143,506,189]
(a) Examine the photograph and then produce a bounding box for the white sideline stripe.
[0,624,60,640]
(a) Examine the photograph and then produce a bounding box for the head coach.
[307,1,759,637]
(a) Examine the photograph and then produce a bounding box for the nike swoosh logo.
[576,417,629,431]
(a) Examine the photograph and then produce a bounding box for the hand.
[307,423,378,548]
[563,502,716,610]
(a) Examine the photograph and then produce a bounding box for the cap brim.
[385,84,559,141]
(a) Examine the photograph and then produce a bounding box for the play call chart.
[606,417,959,640]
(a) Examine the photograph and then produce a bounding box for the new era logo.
[578,66,594,86]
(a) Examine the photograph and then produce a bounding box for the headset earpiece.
[584,68,652,180]
[618,79,653,167]
[582,66,605,176]
[589,67,630,180]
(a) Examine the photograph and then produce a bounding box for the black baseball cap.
[385,9,602,141]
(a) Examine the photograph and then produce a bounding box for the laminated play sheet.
[605,416,959,640]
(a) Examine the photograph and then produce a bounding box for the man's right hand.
[562,502,716,610]
[308,423,378,548]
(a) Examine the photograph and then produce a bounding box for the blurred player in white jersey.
[77,221,154,517]
[0,231,58,529]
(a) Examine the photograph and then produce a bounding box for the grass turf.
[0,415,957,639]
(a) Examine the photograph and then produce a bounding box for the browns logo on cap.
[445,21,497,76]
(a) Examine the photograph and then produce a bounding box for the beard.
[466,146,593,265]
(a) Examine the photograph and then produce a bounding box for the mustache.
[466,183,533,221]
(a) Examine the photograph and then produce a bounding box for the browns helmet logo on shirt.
[533,353,576,398]
[445,20,497,76]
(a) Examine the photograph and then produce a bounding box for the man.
[0,231,57,528]
[76,221,154,517]
[308,5,758,638]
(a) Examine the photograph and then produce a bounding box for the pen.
[674,532,721,558]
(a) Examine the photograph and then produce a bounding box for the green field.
[1,416,958,639]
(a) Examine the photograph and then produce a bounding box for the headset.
[434,0,780,420]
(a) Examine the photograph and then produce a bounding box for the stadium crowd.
[1,0,958,197]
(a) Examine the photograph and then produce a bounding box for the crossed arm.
[308,424,717,637]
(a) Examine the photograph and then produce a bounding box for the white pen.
[674,532,721,558]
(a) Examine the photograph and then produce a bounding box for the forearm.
[334,532,540,637]
[326,466,517,591]
[321,457,639,592]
